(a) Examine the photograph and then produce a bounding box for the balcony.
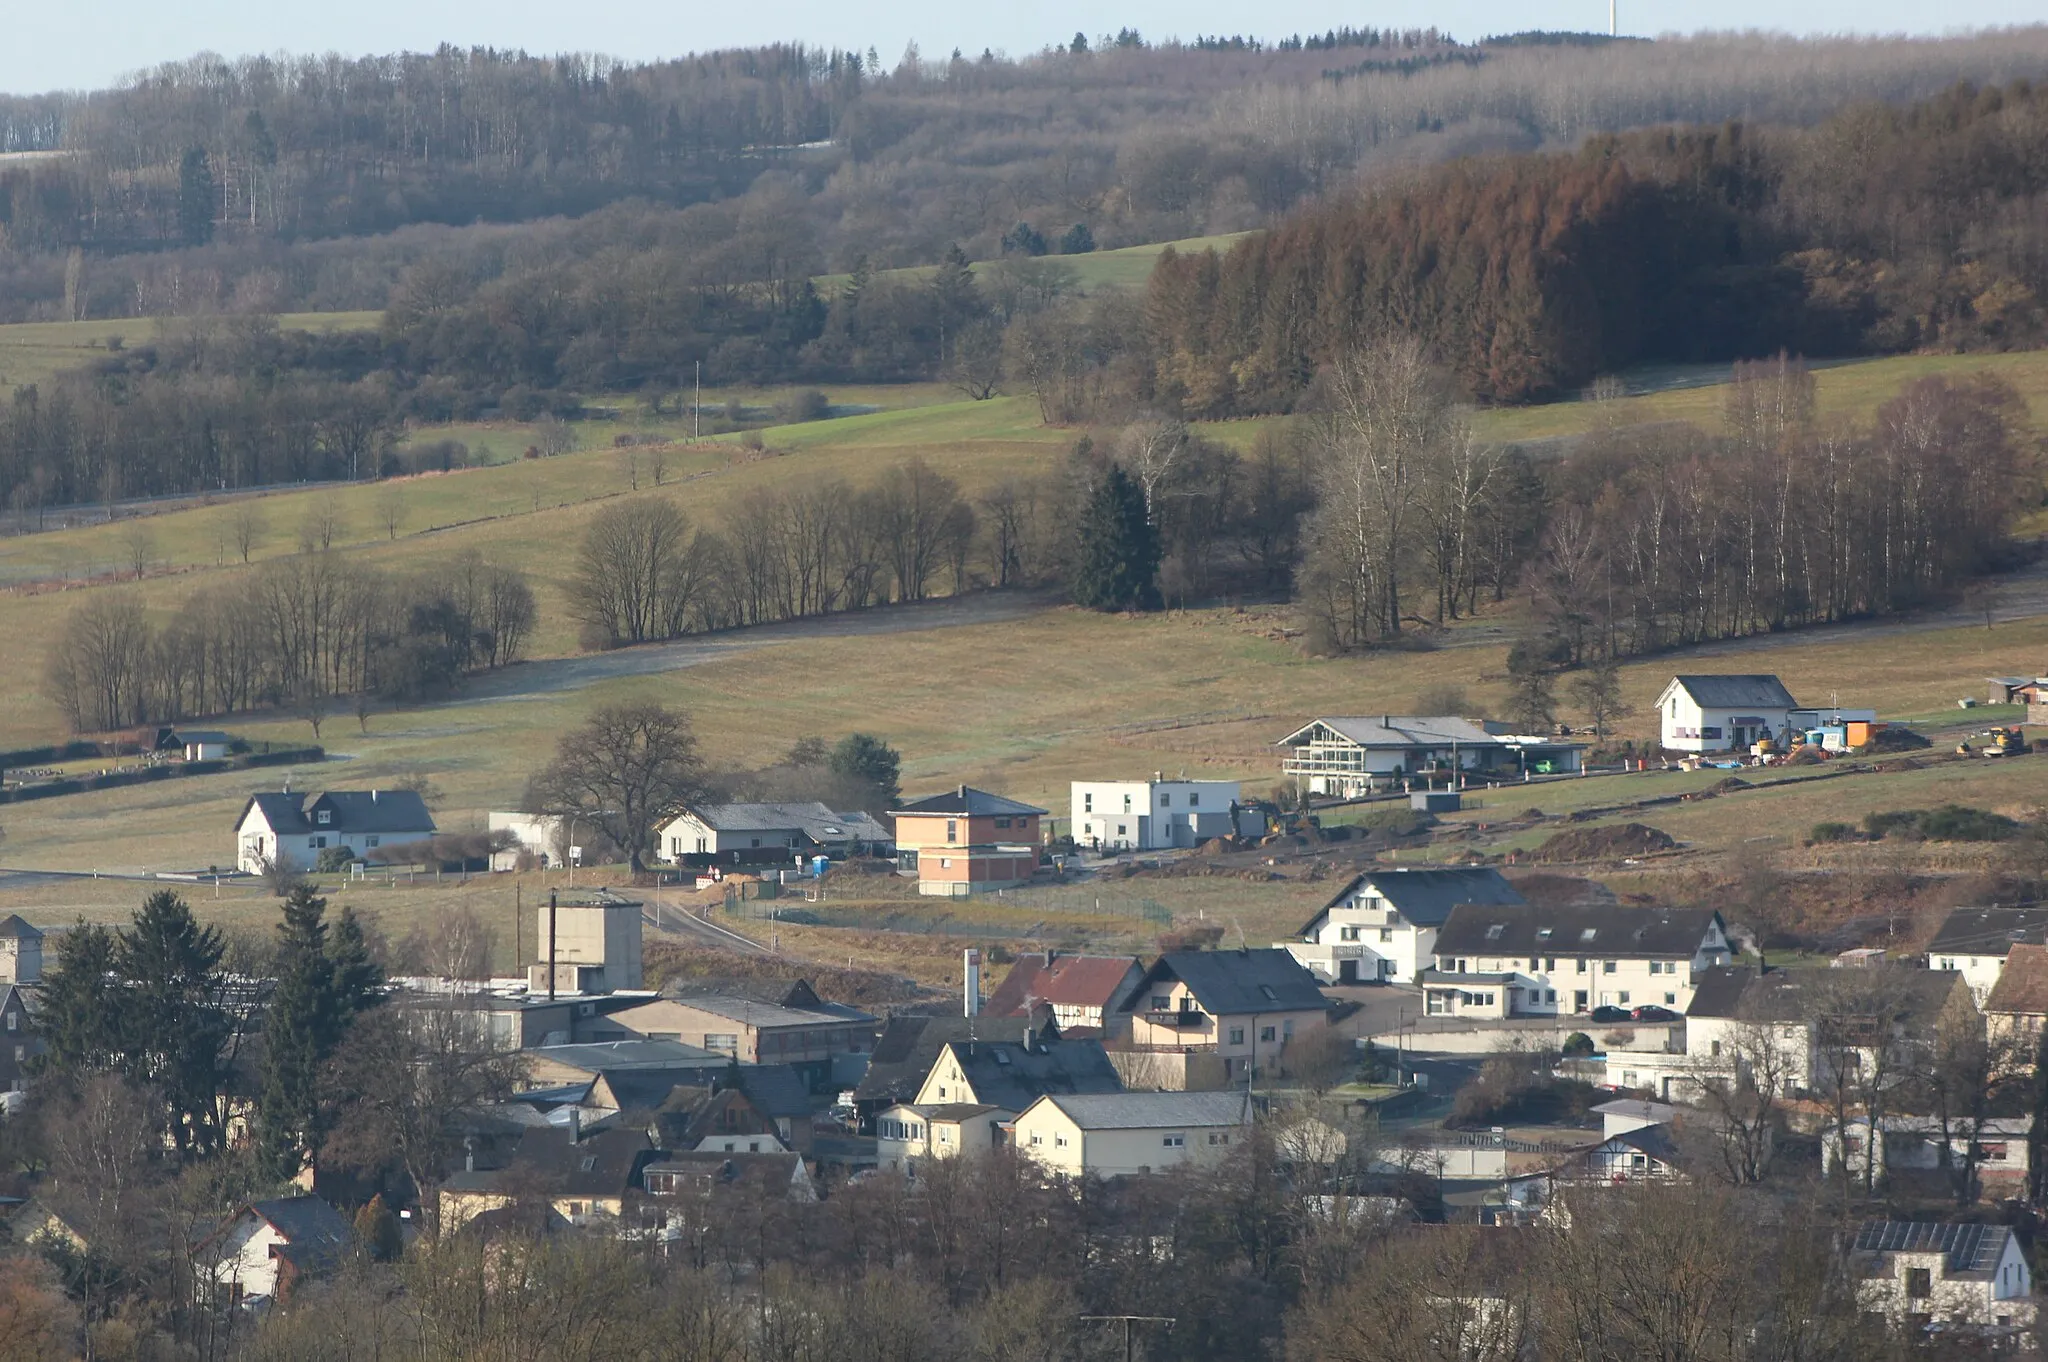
[1144,1009,1208,1029]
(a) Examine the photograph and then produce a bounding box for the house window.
[1603,961,1617,974]
[1545,958,1557,971]
[1455,959,1467,974]
[1710,1040,1722,1056]
[1123,794,1132,812]
[316,810,331,825]
[309,836,327,849]
[1648,962,1662,975]
[1380,928,1393,942]
[1162,1134,1185,1147]
[1084,794,1093,812]
[1618,992,1630,1005]
[1576,959,1588,973]
[1664,993,1677,1006]
[940,858,951,869]
[995,817,1010,829]
[1283,1020,1295,1039]
[1340,927,1359,942]
[1152,995,1171,1011]
[1030,1132,1042,1146]
[1906,1268,1932,1299]
[1229,1027,1245,1045]
[5,1013,15,1033]
[1189,793,1200,807]
[704,1033,739,1054]
[1117,825,1127,837]
[1054,1134,1067,1147]
[946,820,958,843]
[1260,1026,1276,1043]
[1160,794,1171,807]
[365,835,379,847]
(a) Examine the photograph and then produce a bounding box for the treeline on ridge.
[1145,79,2048,407]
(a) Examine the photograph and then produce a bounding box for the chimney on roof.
[958,784,967,798]
[1046,947,1055,968]
[464,1135,477,1173]
[371,788,378,802]
[1022,1024,1034,1054]
[567,1107,582,1144]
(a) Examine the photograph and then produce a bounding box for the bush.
[1864,805,2020,842]
[315,847,357,872]
[774,389,830,423]
[1809,821,1859,843]
[1561,1031,1595,1058]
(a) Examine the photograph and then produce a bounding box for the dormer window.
[316,810,332,826]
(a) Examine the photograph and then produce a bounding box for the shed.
[1411,790,1461,813]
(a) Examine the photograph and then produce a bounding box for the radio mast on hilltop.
[1609,0,1618,36]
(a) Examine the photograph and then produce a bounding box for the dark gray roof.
[1690,964,1961,1027]
[678,803,890,844]
[1854,1221,2015,1276]
[857,1014,1041,1106]
[1120,950,1329,1017]
[1669,675,1799,709]
[1603,1123,1684,1167]
[733,1064,814,1119]
[892,785,1047,817]
[238,789,436,837]
[1685,966,1793,1020]
[941,1036,1124,1111]
[1927,906,2048,958]
[529,1040,726,1074]
[177,730,235,745]
[441,1124,660,1199]
[1038,1090,1251,1129]
[1434,905,1723,960]
[243,1196,353,1274]
[1304,866,1525,935]
[0,916,41,941]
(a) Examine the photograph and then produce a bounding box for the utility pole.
[694,361,701,440]
[1080,1315,1174,1362]
[547,889,558,1002]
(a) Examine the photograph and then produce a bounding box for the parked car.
[1631,1004,1680,1022]
[1588,1005,1631,1023]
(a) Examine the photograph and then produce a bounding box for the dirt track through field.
[451,589,1062,704]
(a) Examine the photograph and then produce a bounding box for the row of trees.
[1144,78,2048,408]
[566,464,985,649]
[45,547,535,732]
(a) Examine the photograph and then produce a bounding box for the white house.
[1821,1115,2032,1190]
[1420,904,1731,1019]
[1070,778,1250,852]
[875,1101,1013,1174]
[202,1196,354,1308]
[1926,905,2048,1004]
[1014,1091,1252,1178]
[1656,675,1822,753]
[656,802,892,866]
[1287,866,1525,984]
[234,789,437,875]
[489,812,567,871]
[177,729,234,762]
[1277,717,1583,798]
[1851,1221,2036,1344]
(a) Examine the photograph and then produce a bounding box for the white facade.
[1929,949,2008,1005]
[1014,1093,1251,1178]
[1295,884,1413,983]
[876,1102,1012,1174]
[1071,779,1243,852]
[489,812,567,871]
[234,801,434,875]
[208,1216,294,1305]
[1856,1233,2035,1340]
[1425,929,1729,1018]
[1651,677,1866,754]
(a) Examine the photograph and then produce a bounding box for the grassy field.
[811,232,1255,296]
[0,311,381,391]
[1472,349,2048,443]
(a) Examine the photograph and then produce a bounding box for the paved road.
[455,590,1061,703]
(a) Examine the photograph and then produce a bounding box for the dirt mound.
[1710,776,1752,793]
[1528,822,1677,863]
[1506,872,1618,907]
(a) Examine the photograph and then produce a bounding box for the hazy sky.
[3,0,2041,96]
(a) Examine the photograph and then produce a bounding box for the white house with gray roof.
[234,789,436,874]
[1851,1221,2036,1344]
[1287,866,1525,984]
[1653,674,1879,754]
[656,802,892,866]
[1277,717,1582,797]
[1014,1090,1253,1177]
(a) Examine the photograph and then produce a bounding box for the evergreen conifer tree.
[34,920,121,1076]
[115,891,231,1155]
[1070,464,1161,611]
[257,887,383,1182]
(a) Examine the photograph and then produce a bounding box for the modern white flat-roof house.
[1070,778,1248,852]
[1276,716,1582,798]
[234,790,436,874]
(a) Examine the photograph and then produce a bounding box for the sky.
[2,0,2042,96]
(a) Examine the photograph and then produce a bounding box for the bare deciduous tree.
[526,701,708,872]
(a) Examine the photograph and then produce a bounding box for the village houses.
[1014,1091,1253,1178]
[983,951,1144,1034]
[1069,776,1251,852]
[1927,904,2048,1003]
[1851,1221,2036,1345]
[1276,716,1583,799]
[201,1195,356,1309]
[655,801,891,867]
[609,981,877,1092]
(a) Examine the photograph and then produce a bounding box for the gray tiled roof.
[1278,716,1503,748]
[1303,866,1525,935]
[1669,675,1800,709]
[1039,1090,1251,1129]
[238,789,436,837]
[1122,950,1329,1016]
[1927,905,2048,957]
[892,785,1047,817]
[1434,904,1722,959]
[942,1036,1124,1111]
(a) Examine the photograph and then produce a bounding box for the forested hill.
[1145,78,2048,409]
[3,30,2048,323]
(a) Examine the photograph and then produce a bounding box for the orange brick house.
[890,785,1046,897]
